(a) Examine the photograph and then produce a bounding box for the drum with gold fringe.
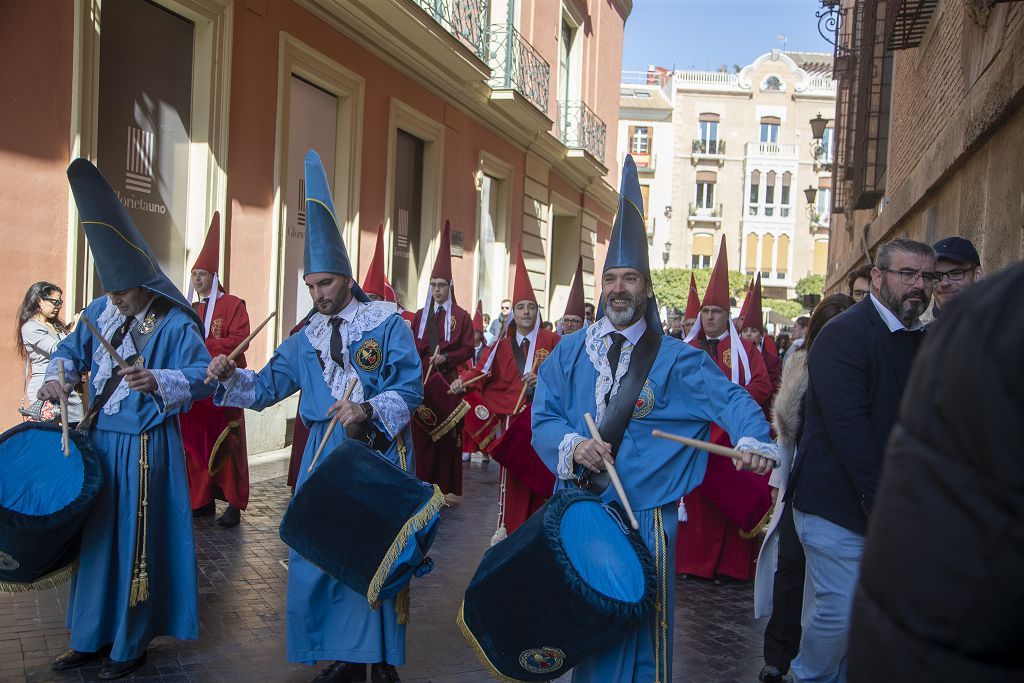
[0,423,102,592]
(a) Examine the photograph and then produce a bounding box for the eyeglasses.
[880,268,941,285]
[41,297,64,307]
[935,269,968,282]
[850,289,869,301]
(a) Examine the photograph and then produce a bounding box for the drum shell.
[0,423,103,589]
[462,391,499,451]
[280,439,444,604]
[460,488,656,681]
[413,374,469,442]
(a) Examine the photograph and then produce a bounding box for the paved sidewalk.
[0,457,768,682]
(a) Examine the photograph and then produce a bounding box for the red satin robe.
[465,328,560,533]
[411,302,474,495]
[181,293,251,510]
[677,334,773,580]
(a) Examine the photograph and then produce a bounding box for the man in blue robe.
[532,155,779,683]
[206,150,422,683]
[38,159,214,679]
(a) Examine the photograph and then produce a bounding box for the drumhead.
[559,499,645,603]
[0,427,83,517]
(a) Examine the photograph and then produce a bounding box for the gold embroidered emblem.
[633,379,655,419]
[133,356,145,367]
[355,339,383,372]
[136,312,157,335]
[415,405,437,427]
[449,316,457,334]
[722,348,733,368]
[534,348,550,365]
[211,318,223,338]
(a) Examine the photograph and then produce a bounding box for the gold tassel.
[396,433,408,473]
[130,432,150,607]
[396,585,410,625]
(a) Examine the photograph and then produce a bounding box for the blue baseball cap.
[933,237,980,267]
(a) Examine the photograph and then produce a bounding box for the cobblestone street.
[1,457,768,683]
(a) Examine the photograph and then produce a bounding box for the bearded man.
[785,238,937,682]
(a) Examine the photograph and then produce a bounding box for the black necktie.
[607,333,626,377]
[704,337,720,359]
[329,317,345,368]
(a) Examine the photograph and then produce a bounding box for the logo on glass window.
[125,125,154,194]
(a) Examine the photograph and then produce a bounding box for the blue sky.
[622,0,833,73]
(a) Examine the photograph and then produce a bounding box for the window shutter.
[696,170,717,183]
[698,112,720,123]
[760,116,781,125]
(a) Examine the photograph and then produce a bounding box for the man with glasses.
[787,238,936,683]
[846,264,873,303]
[489,299,511,339]
[930,236,982,320]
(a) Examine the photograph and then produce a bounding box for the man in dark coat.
[787,238,937,682]
[848,261,1024,683]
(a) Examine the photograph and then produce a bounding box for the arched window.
[749,170,760,214]
[761,234,775,275]
[745,232,759,275]
[765,171,777,216]
[762,75,783,91]
[813,239,829,276]
[781,171,792,216]
[777,234,790,278]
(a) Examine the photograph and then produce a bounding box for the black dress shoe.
[217,504,241,528]
[192,501,215,518]
[371,662,400,683]
[51,649,102,671]
[97,653,146,680]
[759,664,788,682]
[312,661,367,682]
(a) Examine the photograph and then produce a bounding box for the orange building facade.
[0,0,629,442]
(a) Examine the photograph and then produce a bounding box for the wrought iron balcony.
[557,101,607,161]
[489,23,550,115]
[691,139,726,155]
[411,0,489,62]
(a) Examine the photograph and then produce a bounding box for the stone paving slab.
[0,458,767,682]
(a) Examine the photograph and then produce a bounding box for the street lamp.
[662,241,672,268]
[810,113,830,141]
[664,205,673,219]
[804,185,818,205]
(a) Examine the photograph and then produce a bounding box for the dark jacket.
[788,296,923,535]
[848,262,1024,682]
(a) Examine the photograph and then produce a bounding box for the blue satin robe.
[49,296,213,662]
[532,328,771,682]
[215,306,422,665]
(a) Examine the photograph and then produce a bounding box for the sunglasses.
[41,297,64,307]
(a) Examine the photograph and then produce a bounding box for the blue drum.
[0,423,103,591]
[280,438,443,606]
[458,487,656,681]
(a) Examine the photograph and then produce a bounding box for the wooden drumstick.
[651,429,746,461]
[57,360,70,457]
[512,354,541,416]
[423,345,440,385]
[307,377,358,473]
[204,311,276,384]
[449,372,487,394]
[584,412,639,530]
[80,317,130,370]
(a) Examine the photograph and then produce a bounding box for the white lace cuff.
[735,436,781,465]
[216,368,257,409]
[368,390,410,439]
[557,432,586,480]
[43,360,80,386]
[151,369,191,413]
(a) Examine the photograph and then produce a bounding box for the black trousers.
[763,501,806,672]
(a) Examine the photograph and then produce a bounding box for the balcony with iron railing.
[688,202,723,224]
[746,202,795,220]
[488,22,551,128]
[410,0,489,62]
[691,138,726,165]
[557,101,607,171]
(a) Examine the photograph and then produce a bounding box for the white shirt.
[134,298,155,326]
[598,315,647,346]
[869,293,924,332]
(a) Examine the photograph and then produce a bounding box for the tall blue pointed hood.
[66,158,200,325]
[304,149,368,303]
[599,154,663,333]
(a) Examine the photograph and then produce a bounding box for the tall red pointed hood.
[701,236,731,310]
[684,273,701,320]
[742,273,765,333]
[430,220,453,282]
[512,245,537,306]
[563,257,585,319]
[473,300,484,332]
[192,212,220,274]
[361,224,393,301]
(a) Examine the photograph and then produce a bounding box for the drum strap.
[582,327,662,494]
[78,300,168,431]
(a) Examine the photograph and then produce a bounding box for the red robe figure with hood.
[739,273,782,407]
[180,212,251,527]
[677,237,773,580]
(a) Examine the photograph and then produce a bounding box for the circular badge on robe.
[519,646,565,674]
[0,551,19,571]
[449,316,457,334]
[474,404,490,420]
[633,379,655,419]
[355,339,383,372]
[722,348,733,368]
[534,348,550,365]
[211,318,224,339]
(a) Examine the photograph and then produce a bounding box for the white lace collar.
[584,317,634,425]
[304,300,397,401]
[91,299,138,415]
